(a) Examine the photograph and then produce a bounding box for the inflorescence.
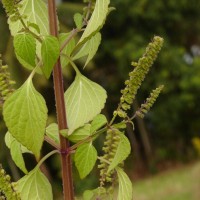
[136,85,164,118]
[99,36,164,190]
[98,128,121,187]
[2,0,23,21]
[0,165,20,200]
[114,36,164,119]
[0,57,15,111]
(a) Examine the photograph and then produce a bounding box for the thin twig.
[60,28,80,52]
[84,0,92,24]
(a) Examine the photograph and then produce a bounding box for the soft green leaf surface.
[8,0,49,36]
[3,78,48,159]
[83,187,108,200]
[5,132,31,154]
[8,0,49,60]
[17,168,53,200]
[5,132,28,174]
[75,143,97,179]
[65,73,107,134]
[27,22,40,34]
[73,32,101,68]
[68,124,91,143]
[14,33,36,70]
[74,13,83,29]
[116,167,133,200]
[59,129,68,137]
[46,123,59,144]
[78,0,110,46]
[59,33,75,68]
[20,144,32,154]
[41,36,60,78]
[108,133,131,172]
[90,114,107,134]
[83,190,94,200]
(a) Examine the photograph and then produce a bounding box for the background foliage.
[90,0,200,164]
[102,0,200,162]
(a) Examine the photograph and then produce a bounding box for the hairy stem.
[47,0,74,199]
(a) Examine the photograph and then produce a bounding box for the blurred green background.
[0,0,200,199]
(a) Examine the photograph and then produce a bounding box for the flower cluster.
[98,128,121,187]
[136,85,164,118]
[114,36,164,119]
[0,165,20,200]
[2,0,22,21]
[0,60,15,111]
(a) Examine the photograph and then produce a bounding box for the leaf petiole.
[36,150,59,169]
[64,54,81,74]
[70,126,107,151]
[20,18,42,43]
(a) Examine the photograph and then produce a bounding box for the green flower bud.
[113,36,164,119]
[136,85,164,118]
[0,165,20,200]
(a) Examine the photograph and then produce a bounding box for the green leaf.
[108,133,131,173]
[8,0,49,36]
[3,78,48,159]
[41,36,60,78]
[73,32,101,68]
[59,129,68,137]
[78,0,110,46]
[74,13,83,29]
[59,33,75,68]
[8,0,49,60]
[21,144,32,154]
[5,132,31,154]
[13,33,36,70]
[65,73,107,134]
[116,167,133,200]
[5,132,29,174]
[83,187,108,200]
[68,124,91,143]
[83,190,94,200]
[27,22,40,34]
[17,168,53,200]
[46,123,59,144]
[90,114,107,134]
[75,143,97,179]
